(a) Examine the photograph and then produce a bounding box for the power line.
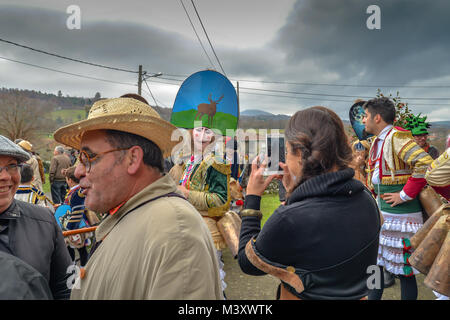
[141,86,169,108]
[0,56,138,87]
[146,77,450,106]
[146,72,450,89]
[0,37,138,73]
[3,53,450,107]
[234,78,450,89]
[238,87,450,101]
[154,97,169,108]
[179,0,217,70]
[239,90,354,103]
[238,90,450,106]
[146,78,181,86]
[153,76,450,102]
[143,79,158,106]
[190,0,227,76]
[3,36,448,90]
[2,54,170,106]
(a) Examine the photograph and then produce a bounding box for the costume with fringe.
[169,70,237,294]
[367,125,433,276]
[63,185,90,230]
[174,153,231,250]
[425,148,450,200]
[14,185,48,207]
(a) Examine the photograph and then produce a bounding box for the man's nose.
[74,163,86,179]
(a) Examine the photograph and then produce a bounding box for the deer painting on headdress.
[194,93,224,127]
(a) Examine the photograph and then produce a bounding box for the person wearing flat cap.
[54,96,223,300]
[0,135,72,299]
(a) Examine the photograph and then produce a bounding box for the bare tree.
[0,92,56,142]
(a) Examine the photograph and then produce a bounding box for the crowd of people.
[0,94,448,300]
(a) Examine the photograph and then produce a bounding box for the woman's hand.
[246,155,278,196]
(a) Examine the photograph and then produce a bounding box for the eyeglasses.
[78,148,130,173]
[0,164,22,174]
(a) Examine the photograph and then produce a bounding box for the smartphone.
[264,136,285,175]
[257,151,267,167]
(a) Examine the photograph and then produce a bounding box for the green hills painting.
[171,109,238,136]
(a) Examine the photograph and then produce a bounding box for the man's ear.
[126,146,144,175]
[374,113,382,124]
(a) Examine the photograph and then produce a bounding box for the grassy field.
[42,173,51,194]
[171,109,238,135]
[261,193,281,226]
[51,109,86,124]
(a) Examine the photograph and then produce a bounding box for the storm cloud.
[0,0,449,120]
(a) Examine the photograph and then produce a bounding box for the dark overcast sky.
[0,0,449,121]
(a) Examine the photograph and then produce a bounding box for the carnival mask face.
[193,127,215,150]
[413,134,428,148]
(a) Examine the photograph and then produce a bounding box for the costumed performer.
[363,97,434,300]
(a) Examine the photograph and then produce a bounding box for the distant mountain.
[4,87,449,131]
[431,121,450,128]
[241,109,275,116]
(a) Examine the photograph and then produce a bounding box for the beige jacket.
[70,174,223,300]
[26,156,43,191]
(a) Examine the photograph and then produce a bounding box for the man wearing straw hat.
[17,139,44,192]
[54,97,223,300]
[0,135,72,299]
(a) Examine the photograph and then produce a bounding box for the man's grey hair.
[55,146,65,154]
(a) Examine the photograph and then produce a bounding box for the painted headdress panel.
[171,70,238,135]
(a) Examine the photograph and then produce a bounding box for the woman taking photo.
[238,106,381,300]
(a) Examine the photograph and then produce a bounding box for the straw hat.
[53,98,181,158]
[18,140,33,152]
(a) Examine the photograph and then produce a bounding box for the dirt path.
[222,248,437,300]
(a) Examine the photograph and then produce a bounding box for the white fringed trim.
[377,258,420,276]
[382,219,422,233]
[379,234,405,249]
[378,248,405,264]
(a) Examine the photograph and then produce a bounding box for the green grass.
[42,173,50,194]
[261,193,281,226]
[51,109,86,123]
[171,109,238,135]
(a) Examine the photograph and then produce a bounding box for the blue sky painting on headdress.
[171,70,238,134]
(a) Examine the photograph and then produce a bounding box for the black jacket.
[238,168,381,300]
[0,251,53,299]
[0,200,72,299]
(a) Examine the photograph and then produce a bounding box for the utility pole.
[138,65,143,95]
[237,81,240,128]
